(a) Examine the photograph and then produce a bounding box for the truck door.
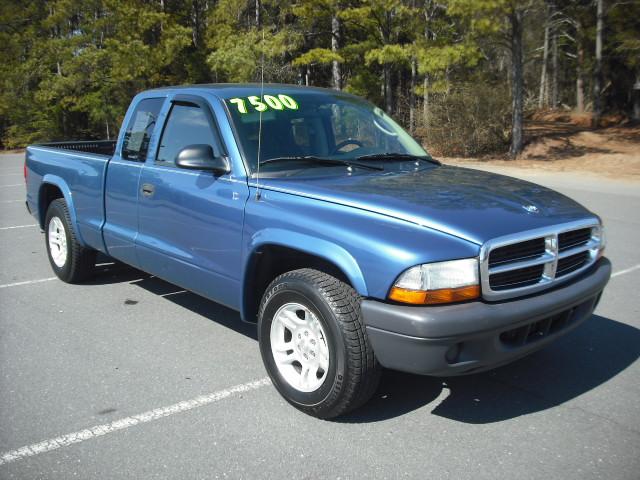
[136,94,248,309]
[103,97,165,267]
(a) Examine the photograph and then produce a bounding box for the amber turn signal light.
[389,285,480,305]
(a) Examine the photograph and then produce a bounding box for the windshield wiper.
[355,153,441,166]
[258,156,383,171]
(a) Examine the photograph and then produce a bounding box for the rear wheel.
[258,269,381,419]
[45,198,96,283]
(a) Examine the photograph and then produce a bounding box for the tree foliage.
[0,0,637,154]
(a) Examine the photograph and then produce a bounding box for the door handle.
[141,183,155,197]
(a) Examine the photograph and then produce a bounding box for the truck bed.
[26,140,115,254]
[34,140,116,157]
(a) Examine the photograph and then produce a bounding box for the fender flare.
[248,228,368,294]
[39,175,87,246]
[240,228,369,321]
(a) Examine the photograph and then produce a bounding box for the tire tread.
[46,198,95,283]
[259,268,381,418]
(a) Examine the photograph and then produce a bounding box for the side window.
[156,103,222,166]
[121,98,164,161]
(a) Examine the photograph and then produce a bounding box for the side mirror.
[175,144,230,174]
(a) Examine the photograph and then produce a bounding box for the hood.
[258,165,596,245]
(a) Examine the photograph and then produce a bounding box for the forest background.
[1,0,638,158]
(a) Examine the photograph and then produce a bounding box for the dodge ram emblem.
[523,205,539,213]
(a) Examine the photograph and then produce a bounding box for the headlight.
[389,258,480,305]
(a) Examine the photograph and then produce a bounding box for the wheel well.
[243,245,354,323]
[39,184,64,228]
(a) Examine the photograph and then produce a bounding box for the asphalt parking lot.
[1,152,639,479]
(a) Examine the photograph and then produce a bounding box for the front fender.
[248,228,368,295]
[39,175,86,246]
[240,186,481,322]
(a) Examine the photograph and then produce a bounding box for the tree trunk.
[538,5,550,109]
[575,20,586,112]
[551,31,558,108]
[255,0,260,27]
[423,76,429,126]
[633,74,640,121]
[593,0,604,127]
[410,58,417,133]
[509,9,524,157]
[331,14,341,90]
[191,0,201,47]
[422,0,433,128]
[576,72,585,113]
[384,64,392,112]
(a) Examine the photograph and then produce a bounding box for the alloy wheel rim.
[270,302,330,393]
[48,217,67,268]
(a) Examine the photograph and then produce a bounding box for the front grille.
[490,264,544,290]
[489,238,545,267]
[558,228,591,252]
[480,221,602,301]
[557,251,589,277]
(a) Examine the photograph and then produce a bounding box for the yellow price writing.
[228,94,299,114]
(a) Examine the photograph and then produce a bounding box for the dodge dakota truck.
[25,84,611,418]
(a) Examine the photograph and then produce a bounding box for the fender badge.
[523,205,539,214]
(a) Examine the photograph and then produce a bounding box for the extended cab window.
[156,102,223,166]
[121,98,164,161]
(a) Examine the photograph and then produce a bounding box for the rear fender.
[39,175,86,246]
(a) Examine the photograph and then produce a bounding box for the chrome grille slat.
[558,228,592,252]
[489,237,545,266]
[490,264,545,290]
[489,252,555,274]
[557,251,590,277]
[480,219,602,301]
[557,239,598,259]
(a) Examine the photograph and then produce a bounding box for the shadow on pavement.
[86,264,638,424]
[338,314,639,424]
[134,278,258,340]
[88,261,258,339]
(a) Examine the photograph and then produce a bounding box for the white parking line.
[0,184,23,187]
[0,199,23,204]
[0,377,271,466]
[0,278,57,289]
[611,263,640,278]
[0,224,37,231]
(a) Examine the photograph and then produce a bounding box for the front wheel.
[45,198,96,283]
[258,269,381,419]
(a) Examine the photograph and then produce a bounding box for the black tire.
[258,268,381,419]
[44,198,96,283]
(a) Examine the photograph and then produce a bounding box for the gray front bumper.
[361,258,611,376]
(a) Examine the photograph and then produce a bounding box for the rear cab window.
[121,98,165,161]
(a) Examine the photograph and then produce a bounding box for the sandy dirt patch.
[443,122,640,180]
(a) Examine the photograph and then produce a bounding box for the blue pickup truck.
[25,84,611,418]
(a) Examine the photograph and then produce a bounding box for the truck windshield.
[225,91,428,174]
